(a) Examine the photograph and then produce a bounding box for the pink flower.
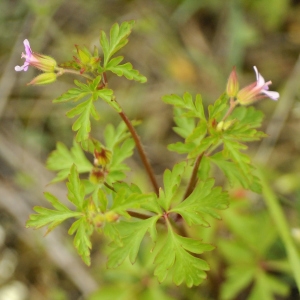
[15,39,32,72]
[15,39,57,73]
[237,66,279,105]
[253,66,279,100]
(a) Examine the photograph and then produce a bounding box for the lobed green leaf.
[104,122,131,149]
[171,179,229,227]
[154,228,214,287]
[68,217,93,265]
[173,107,196,138]
[66,165,86,209]
[162,93,206,120]
[158,162,186,211]
[26,192,82,233]
[100,21,135,67]
[67,97,100,142]
[106,56,147,83]
[110,182,156,218]
[107,216,159,268]
[208,93,229,121]
[46,141,92,183]
[53,88,88,103]
[210,152,261,192]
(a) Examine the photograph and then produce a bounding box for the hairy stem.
[183,152,204,200]
[57,68,94,80]
[127,210,165,224]
[222,97,238,121]
[104,182,116,192]
[119,111,159,195]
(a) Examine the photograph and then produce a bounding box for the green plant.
[15,20,299,298]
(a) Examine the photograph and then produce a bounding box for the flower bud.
[226,67,239,98]
[27,72,57,85]
[92,214,106,228]
[105,211,119,222]
[223,120,235,130]
[89,167,106,184]
[29,53,57,72]
[94,148,112,167]
[216,121,224,132]
[216,119,236,132]
[73,45,101,74]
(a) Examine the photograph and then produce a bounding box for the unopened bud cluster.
[89,145,112,184]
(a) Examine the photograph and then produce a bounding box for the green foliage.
[103,123,136,183]
[163,93,217,158]
[100,20,135,67]
[171,179,229,226]
[219,202,290,299]
[154,228,214,287]
[54,76,115,143]
[23,20,297,297]
[46,122,135,185]
[104,162,229,286]
[66,164,86,209]
[68,216,93,266]
[164,92,265,192]
[52,20,146,147]
[47,141,92,183]
[208,93,229,120]
[25,192,82,233]
[67,96,100,142]
[158,162,186,211]
[27,165,93,264]
[53,76,113,104]
[106,56,147,83]
[110,182,156,218]
[99,21,146,82]
[107,217,159,268]
[163,92,206,119]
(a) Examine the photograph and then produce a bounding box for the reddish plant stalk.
[119,111,159,195]
[183,152,204,200]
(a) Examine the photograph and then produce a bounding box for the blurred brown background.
[1,0,300,299]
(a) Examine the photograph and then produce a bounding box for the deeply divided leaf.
[47,141,92,183]
[106,56,147,83]
[171,179,229,227]
[154,228,214,287]
[67,165,86,209]
[26,192,82,233]
[107,217,159,268]
[159,162,186,211]
[110,182,156,218]
[67,97,99,142]
[162,93,206,120]
[68,217,93,265]
[100,21,135,67]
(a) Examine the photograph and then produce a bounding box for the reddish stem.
[183,152,204,200]
[119,111,159,195]
[127,210,165,224]
[222,97,238,121]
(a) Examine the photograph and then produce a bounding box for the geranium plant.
[15,21,300,299]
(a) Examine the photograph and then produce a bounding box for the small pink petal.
[14,65,24,71]
[253,66,266,87]
[15,39,32,72]
[262,90,279,100]
[23,39,32,57]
